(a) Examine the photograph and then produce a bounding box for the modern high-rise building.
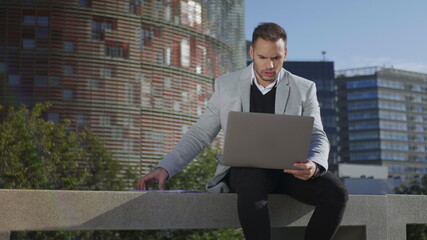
[0,0,246,175]
[283,61,338,169]
[336,67,427,180]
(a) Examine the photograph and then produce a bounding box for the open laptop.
[220,111,314,170]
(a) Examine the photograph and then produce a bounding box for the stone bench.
[0,190,426,240]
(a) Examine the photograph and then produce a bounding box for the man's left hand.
[284,160,317,181]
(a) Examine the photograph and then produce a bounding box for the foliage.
[394,174,427,195]
[394,175,427,240]
[0,103,137,240]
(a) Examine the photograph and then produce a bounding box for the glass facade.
[0,0,246,176]
[336,67,427,179]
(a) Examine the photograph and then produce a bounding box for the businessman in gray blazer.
[138,23,348,240]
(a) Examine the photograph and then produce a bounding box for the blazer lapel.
[275,71,291,114]
[239,66,252,112]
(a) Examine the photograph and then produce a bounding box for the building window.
[90,79,100,88]
[35,28,49,38]
[23,15,36,25]
[49,76,61,86]
[63,65,74,74]
[64,41,74,51]
[165,47,171,65]
[173,102,181,111]
[48,112,60,123]
[91,18,115,40]
[8,75,20,86]
[141,28,154,47]
[104,44,127,58]
[100,115,111,126]
[0,62,5,72]
[101,68,112,78]
[79,0,91,7]
[164,77,172,89]
[180,39,190,67]
[23,39,35,49]
[63,89,73,99]
[76,114,85,125]
[187,0,202,27]
[37,16,49,27]
[35,76,48,86]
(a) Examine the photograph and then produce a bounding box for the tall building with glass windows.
[336,67,427,179]
[283,61,338,170]
[0,0,245,175]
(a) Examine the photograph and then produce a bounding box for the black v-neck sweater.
[250,83,276,113]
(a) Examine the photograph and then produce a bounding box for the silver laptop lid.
[221,111,314,170]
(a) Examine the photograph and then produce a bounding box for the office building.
[336,67,427,180]
[0,0,246,175]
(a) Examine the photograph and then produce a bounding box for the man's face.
[250,38,287,87]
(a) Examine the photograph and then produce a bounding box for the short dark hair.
[251,22,287,46]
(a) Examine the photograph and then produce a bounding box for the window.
[48,112,59,123]
[63,65,74,74]
[347,91,377,100]
[37,16,49,27]
[0,62,5,72]
[36,28,49,38]
[173,102,181,111]
[35,76,48,86]
[23,15,36,25]
[104,44,126,58]
[79,0,90,7]
[101,68,112,78]
[346,79,376,89]
[91,18,115,40]
[63,89,73,99]
[64,41,74,51]
[350,152,380,161]
[141,28,154,47]
[165,47,171,65]
[90,79,100,88]
[164,77,172,89]
[348,101,377,110]
[100,115,111,126]
[76,114,85,125]
[23,39,35,49]
[8,75,20,86]
[49,76,61,86]
[180,39,190,67]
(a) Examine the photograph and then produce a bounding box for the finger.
[137,179,144,190]
[293,162,310,169]
[159,178,165,190]
[284,169,306,175]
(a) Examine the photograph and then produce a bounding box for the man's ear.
[249,44,254,60]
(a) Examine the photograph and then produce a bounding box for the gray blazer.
[157,65,330,193]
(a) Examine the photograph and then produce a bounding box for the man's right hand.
[137,167,169,190]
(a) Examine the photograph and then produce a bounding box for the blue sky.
[245,0,427,73]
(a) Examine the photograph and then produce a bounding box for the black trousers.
[228,168,348,240]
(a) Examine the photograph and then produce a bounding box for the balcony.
[0,190,426,240]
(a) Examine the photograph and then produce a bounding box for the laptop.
[220,111,314,170]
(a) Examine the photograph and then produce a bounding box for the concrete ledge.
[0,190,426,240]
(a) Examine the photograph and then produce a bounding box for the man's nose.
[266,60,274,69]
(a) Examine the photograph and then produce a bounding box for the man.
[138,22,348,240]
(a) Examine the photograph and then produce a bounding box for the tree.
[394,175,427,240]
[0,103,137,240]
